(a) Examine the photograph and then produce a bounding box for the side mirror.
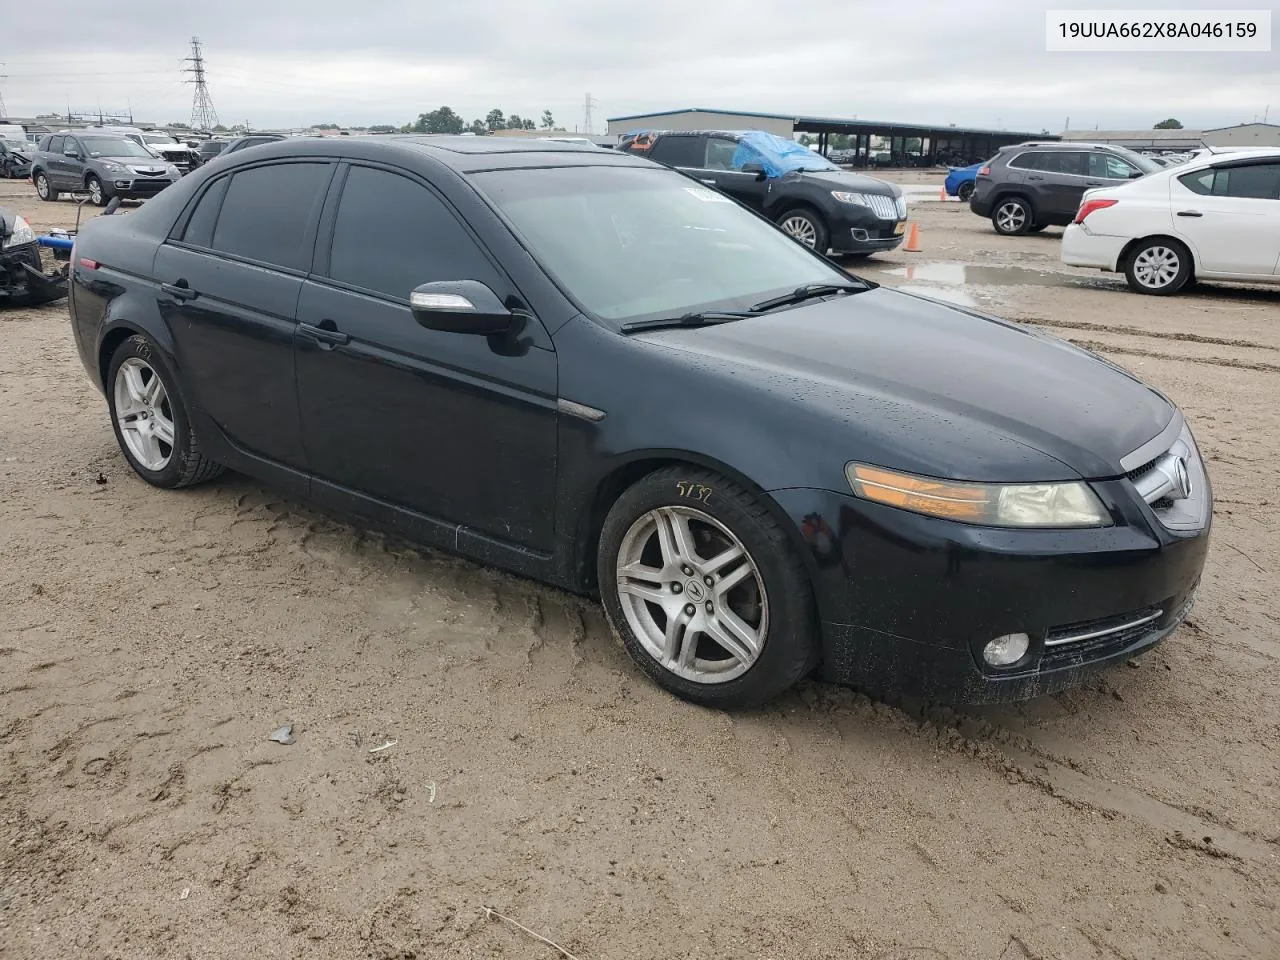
[63,148,80,158]
[410,280,515,335]
[741,162,767,181]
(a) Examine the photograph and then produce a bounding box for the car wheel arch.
[97,319,180,393]
[991,190,1034,214]
[572,451,823,597]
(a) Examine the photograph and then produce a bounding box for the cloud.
[2,0,1274,131]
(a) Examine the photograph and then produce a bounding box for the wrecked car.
[0,206,68,306]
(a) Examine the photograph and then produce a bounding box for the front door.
[699,136,770,212]
[1172,159,1280,276]
[294,163,559,550]
[153,160,335,468]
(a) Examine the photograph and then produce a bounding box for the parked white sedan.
[1061,148,1280,295]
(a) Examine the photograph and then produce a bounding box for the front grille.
[865,194,900,220]
[1125,456,1161,484]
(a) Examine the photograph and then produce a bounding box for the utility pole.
[185,36,220,132]
[583,93,596,135]
[0,64,8,119]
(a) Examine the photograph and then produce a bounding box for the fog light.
[115,180,130,188]
[850,228,869,241]
[983,632,1029,668]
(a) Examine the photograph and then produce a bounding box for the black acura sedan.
[68,136,1211,707]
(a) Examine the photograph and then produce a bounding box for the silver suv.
[31,133,181,207]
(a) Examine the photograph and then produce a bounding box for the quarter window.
[1007,152,1044,171]
[327,165,501,300]
[181,177,231,248]
[209,162,332,270]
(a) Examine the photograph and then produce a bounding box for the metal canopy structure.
[605,107,1055,166]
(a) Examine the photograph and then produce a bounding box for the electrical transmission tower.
[0,64,8,119]
[185,37,220,131]
[583,93,596,135]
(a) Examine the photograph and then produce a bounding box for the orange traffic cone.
[903,222,921,253]
[939,185,947,200]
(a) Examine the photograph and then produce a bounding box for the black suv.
[969,142,1162,235]
[32,133,181,206]
[619,130,906,257]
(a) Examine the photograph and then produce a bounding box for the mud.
[2,177,1279,959]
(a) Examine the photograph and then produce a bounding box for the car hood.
[97,154,170,167]
[632,287,1173,482]
[791,169,901,197]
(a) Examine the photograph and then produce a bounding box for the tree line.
[402,107,558,135]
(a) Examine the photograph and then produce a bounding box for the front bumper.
[106,176,178,199]
[1061,223,1127,272]
[827,207,906,254]
[771,476,1210,704]
[0,241,68,306]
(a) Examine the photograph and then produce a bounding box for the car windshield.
[1114,147,1163,174]
[80,136,154,158]
[472,165,853,326]
[144,134,178,145]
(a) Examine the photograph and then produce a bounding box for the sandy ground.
[2,174,1279,960]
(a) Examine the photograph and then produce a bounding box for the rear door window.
[325,165,503,300]
[648,135,705,168]
[209,162,333,271]
[1179,163,1280,199]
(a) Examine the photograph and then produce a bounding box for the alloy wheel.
[780,215,818,247]
[36,175,49,199]
[113,358,176,471]
[88,178,104,205]
[995,201,1027,233]
[1132,246,1181,289]
[615,505,769,684]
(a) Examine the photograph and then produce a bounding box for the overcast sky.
[2,0,1275,133]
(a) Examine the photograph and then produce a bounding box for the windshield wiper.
[749,282,867,313]
[620,310,753,334]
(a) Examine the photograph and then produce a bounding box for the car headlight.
[2,215,36,249]
[846,463,1112,528]
[101,161,125,173]
[831,191,871,206]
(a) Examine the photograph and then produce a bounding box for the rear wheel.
[776,207,829,254]
[35,171,58,201]
[957,181,975,202]
[598,466,820,708]
[992,197,1032,235]
[1124,238,1192,295]
[106,335,225,488]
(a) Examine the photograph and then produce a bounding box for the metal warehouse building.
[1060,123,1280,151]
[605,107,1052,165]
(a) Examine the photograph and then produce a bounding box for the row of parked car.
[962,139,1280,295]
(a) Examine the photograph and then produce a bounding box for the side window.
[648,136,705,168]
[1215,163,1280,200]
[327,165,501,301]
[1008,152,1043,171]
[704,138,739,170]
[47,136,63,153]
[210,163,331,270]
[1178,169,1214,195]
[1091,153,1138,179]
[180,177,231,247]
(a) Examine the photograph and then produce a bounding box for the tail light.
[78,257,100,270]
[978,166,990,176]
[1074,198,1118,224]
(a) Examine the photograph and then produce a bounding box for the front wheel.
[776,208,829,254]
[1124,239,1192,295]
[35,172,58,201]
[106,335,225,488]
[992,197,1032,235]
[597,467,819,708]
[86,175,108,207]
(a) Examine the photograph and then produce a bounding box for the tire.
[957,181,974,202]
[597,466,820,708]
[106,334,225,488]
[775,207,829,254]
[34,171,58,202]
[86,174,109,207]
[991,197,1032,235]
[1124,238,1192,296]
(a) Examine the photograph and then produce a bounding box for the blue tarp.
[730,131,837,179]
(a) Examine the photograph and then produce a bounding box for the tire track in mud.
[1013,315,1280,352]
[1062,338,1280,375]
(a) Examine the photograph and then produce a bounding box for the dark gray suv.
[969,142,1162,235]
[31,133,181,207]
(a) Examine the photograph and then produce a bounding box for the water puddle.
[893,284,980,307]
[876,262,1075,287]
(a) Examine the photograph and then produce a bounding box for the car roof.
[1000,141,1129,152]
[222,134,651,173]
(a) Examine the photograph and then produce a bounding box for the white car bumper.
[1061,224,1128,272]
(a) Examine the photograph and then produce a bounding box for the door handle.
[1027,175,1044,181]
[161,280,197,302]
[1085,181,1104,186]
[299,321,349,348]
[1176,210,1203,217]
[699,179,717,185]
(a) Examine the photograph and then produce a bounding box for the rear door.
[1039,151,1091,220]
[153,160,335,468]
[1172,159,1280,277]
[294,162,559,550]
